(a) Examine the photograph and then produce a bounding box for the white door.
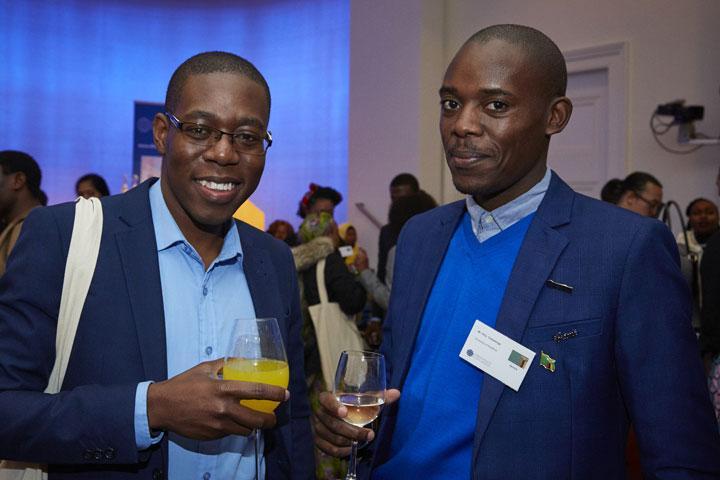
[548,68,609,199]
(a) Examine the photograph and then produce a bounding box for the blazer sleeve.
[0,206,138,465]
[615,221,720,476]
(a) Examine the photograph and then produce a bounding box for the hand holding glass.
[224,318,289,479]
[333,350,386,480]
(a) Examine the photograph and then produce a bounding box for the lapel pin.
[546,279,573,293]
[553,329,578,343]
[540,351,556,372]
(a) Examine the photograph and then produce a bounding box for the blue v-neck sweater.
[374,211,534,479]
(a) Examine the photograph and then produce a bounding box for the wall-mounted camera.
[652,100,719,152]
[655,101,704,124]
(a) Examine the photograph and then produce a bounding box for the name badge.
[459,320,535,391]
[338,245,354,258]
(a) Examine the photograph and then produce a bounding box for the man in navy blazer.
[0,53,314,478]
[315,25,720,478]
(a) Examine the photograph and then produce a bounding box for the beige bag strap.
[45,197,103,394]
[315,258,329,304]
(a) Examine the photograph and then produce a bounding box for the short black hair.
[601,179,625,204]
[76,173,110,197]
[390,173,419,192]
[165,51,271,114]
[0,150,44,202]
[467,24,567,98]
[624,171,662,191]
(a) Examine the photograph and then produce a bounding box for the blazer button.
[103,447,116,460]
[152,468,163,480]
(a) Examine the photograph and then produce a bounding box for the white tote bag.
[308,258,366,389]
[0,197,103,480]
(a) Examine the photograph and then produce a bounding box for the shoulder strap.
[315,258,329,304]
[45,197,103,394]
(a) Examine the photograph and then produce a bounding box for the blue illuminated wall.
[0,0,349,225]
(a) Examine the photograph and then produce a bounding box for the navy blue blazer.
[0,180,314,479]
[371,174,720,479]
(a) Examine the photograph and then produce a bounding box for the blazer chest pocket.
[524,318,603,344]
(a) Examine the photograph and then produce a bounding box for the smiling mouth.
[195,179,239,192]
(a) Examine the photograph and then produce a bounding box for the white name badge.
[338,245,354,258]
[459,320,535,392]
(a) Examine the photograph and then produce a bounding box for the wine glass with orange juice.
[224,318,289,480]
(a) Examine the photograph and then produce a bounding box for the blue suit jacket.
[0,180,314,479]
[371,174,720,479]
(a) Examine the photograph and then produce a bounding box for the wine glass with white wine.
[224,318,289,480]
[333,350,386,480]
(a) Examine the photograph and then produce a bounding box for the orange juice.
[224,358,289,413]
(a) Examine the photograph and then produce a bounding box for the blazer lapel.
[115,180,168,382]
[393,201,465,387]
[236,224,276,321]
[472,173,574,449]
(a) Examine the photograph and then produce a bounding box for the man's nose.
[204,133,239,165]
[453,106,483,137]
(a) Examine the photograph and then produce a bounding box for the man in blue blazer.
[0,52,314,478]
[315,25,720,478]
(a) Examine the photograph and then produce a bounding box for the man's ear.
[11,172,26,191]
[153,112,169,155]
[546,96,573,136]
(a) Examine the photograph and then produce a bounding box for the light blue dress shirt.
[133,181,262,480]
[465,168,551,243]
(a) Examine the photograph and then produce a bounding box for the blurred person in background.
[355,191,438,311]
[613,172,664,218]
[338,222,360,269]
[268,219,299,247]
[297,212,366,479]
[75,173,110,199]
[377,173,419,283]
[677,198,719,331]
[600,178,624,204]
[0,150,46,275]
[297,183,343,219]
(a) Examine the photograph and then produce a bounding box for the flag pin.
[540,351,556,372]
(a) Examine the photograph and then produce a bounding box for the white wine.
[337,393,385,427]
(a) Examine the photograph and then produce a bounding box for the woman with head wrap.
[297,183,343,219]
[338,222,359,267]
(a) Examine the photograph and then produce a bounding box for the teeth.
[197,180,236,191]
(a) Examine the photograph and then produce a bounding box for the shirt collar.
[466,168,551,237]
[149,181,243,262]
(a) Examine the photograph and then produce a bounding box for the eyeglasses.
[165,112,272,155]
[633,191,665,216]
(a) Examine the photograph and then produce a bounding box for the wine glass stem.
[345,439,359,480]
[254,428,261,480]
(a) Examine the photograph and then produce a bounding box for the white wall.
[348,0,720,266]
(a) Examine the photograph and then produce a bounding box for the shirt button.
[205,346,213,356]
[203,473,211,480]
[202,286,208,296]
